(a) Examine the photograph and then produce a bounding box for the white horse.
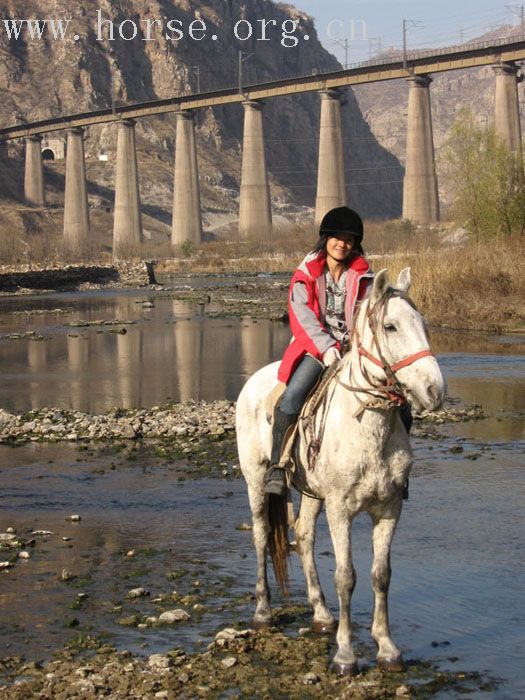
[236,268,446,675]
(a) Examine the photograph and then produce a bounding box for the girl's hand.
[323,347,341,367]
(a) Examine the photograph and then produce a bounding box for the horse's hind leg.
[246,481,272,626]
[295,495,336,633]
[369,503,405,672]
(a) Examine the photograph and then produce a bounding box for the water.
[0,288,523,698]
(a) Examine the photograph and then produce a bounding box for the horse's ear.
[370,269,389,305]
[396,267,412,294]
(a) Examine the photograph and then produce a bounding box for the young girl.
[265,206,374,496]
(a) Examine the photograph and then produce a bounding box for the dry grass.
[159,222,523,332]
[372,236,524,332]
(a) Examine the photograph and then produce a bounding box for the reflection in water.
[0,292,523,434]
[0,293,291,413]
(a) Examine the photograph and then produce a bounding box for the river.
[0,285,523,699]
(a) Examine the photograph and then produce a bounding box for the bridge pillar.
[64,127,90,254]
[315,89,346,228]
[239,100,272,239]
[493,63,523,155]
[24,135,45,206]
[172,111,203,247]
[113,120,143,259]
[402,75,440,223]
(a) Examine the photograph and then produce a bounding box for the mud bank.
[0,262,151,293]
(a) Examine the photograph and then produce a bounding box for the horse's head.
[355,268,446,413]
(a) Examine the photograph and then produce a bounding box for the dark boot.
[264,409,297,497]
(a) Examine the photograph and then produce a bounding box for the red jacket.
[277,251,373,384]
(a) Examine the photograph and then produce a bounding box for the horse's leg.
[295,495,336,633]
[246,482,272,626]
[325,498,358,675]
[370,502,405,672]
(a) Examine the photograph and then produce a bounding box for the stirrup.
[264,466,286,496]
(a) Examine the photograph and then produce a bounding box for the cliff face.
[0,0,403,230]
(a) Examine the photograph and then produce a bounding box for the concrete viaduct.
[1,34,524,257]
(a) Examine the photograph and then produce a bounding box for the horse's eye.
[384,324,396,332]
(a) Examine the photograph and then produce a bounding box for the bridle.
[299,287,435,475]
[335,288,435,407]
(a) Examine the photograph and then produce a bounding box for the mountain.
[0,0,403,250]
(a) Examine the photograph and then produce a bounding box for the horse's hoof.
[331,661,359,677]
[312,619,337,635]
[252,618,272,630]
[377,656,406,673]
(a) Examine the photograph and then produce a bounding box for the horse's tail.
[267,493,289,596]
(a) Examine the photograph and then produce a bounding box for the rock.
[221,656,237,668]
[126,550,136,557]
[148,654,172,670]
[6,527,15,534]
[396,685,411,696]
[236,522,252,531]
[18,551,30,559]
[450,445,464,453]
[303,672,319,685]
[65,514,81,522]
[118,615,138,627]
[158,609,191,624]
[0,561,12,570]
[128,587,149,599]
[215,628,253,642]
[298,627,310,636]
[59,569,74,581]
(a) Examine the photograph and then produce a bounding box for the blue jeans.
[279,355,324,416]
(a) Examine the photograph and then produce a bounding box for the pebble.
[18,551,30,559]
[65,514,81,522]
[302,672,320,685]
[126,549,136,557]
[158,609,191,624]
[148,654,173,669]
[128,587,149,599]
[221,656,237,668]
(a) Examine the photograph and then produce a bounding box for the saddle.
[264,364,339,474]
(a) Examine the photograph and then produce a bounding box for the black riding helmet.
[319,206,363,243]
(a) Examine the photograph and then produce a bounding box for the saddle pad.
[264,381,286,423]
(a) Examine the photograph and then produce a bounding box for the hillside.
[0,0,403,254]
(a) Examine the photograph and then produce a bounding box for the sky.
[294,0,522,65]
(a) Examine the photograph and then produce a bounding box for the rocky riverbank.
[0,623,493,699]
[0,401,484,447]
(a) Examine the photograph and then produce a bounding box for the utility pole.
[238,50,252,95]
[403,18,424,71]
[192,65,201,93]
[333,38,350,69]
